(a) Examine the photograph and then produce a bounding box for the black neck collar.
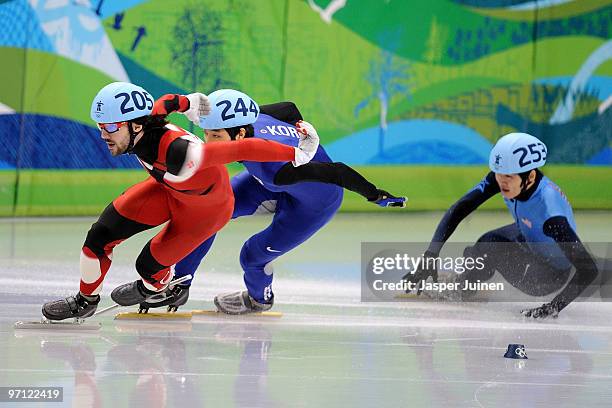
[514,170,543,202]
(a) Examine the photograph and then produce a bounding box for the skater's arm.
[544,216,598,311]
[163,125,316,185]
[157,97,312,168]
[153,93,210,126]
[274,161,406,207]
[162,138,296,183]
[154,97,304,125]
[274,162,378,198]
[202,139,296,166]
[201,121,319,168]
[152,94,190,116]
[428,172,500,255]
[260,101,303,124]
[403,177,498,294]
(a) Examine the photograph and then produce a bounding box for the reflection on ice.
[1,215,612,407]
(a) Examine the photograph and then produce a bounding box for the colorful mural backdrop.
[0,0,611,213]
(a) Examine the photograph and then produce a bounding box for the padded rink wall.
[0,0,611,216]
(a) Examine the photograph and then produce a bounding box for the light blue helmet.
[90,82,154,123]
[199,89,259,130]
[489,132,547,174]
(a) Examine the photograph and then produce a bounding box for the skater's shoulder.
[537,177,570,205]
[160,124,200,143]
[160,127,203,162]
[529,177,573,221]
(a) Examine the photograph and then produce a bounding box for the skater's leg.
[215,193,343,314]
[112,192,235,306]
[461,224,523,283]
[173,235,216,285]
[462,224,570,297]
[135,235,216,312]
[173,171,280,287]
[80,178,170,296]
[243,198,342,303]
[140,172,277,311]
[43,179,169,320]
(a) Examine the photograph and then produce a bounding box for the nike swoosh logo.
[160,272,173,285]
[266,246,282,253]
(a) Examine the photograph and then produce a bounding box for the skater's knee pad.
[84,222,114,256]
[263,262,274,276]
[135,241,167,280]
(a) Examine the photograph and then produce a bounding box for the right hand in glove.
[370,189,407,208]
[293,120,320,166]
[183,93,211,126]
[402,250,438,295]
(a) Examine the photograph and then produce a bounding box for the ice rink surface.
[1,213,612,407]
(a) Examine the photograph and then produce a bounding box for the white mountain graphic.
[29,0,129,81]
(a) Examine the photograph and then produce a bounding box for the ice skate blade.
[14,318,101,330]
[192,310,283,317]
[114,311,192,320]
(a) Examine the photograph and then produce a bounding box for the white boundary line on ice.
[0,368,604,386]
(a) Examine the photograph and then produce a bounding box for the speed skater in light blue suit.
[140,89,406,314]
[403,133,599,319]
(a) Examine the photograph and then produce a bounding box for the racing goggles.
[97,121,127,133]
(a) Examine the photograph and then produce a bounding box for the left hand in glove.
[370,189,407,208]
[183,93,211,126]
[521,299,566,319]
[293,120,320,166]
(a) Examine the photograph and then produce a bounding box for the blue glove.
[371,189,407,208]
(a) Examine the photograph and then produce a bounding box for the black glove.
[369,189,407,208]
[402,250,438,295]
[521,299,567,319]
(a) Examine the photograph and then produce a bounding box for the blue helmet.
[489,132,547,174]
[90,82,154,123]
[199,89,259,130]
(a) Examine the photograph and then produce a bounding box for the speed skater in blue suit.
[139,89,406,314]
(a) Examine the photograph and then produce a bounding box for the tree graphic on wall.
[423,16,448,65]
[171,5,226,131]
[354,50,412,156]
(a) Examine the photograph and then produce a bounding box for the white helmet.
[199,89,259,130]
[489,132,547,174]
[91,82,154,123]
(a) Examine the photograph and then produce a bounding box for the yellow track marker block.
[114,311,192,320]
